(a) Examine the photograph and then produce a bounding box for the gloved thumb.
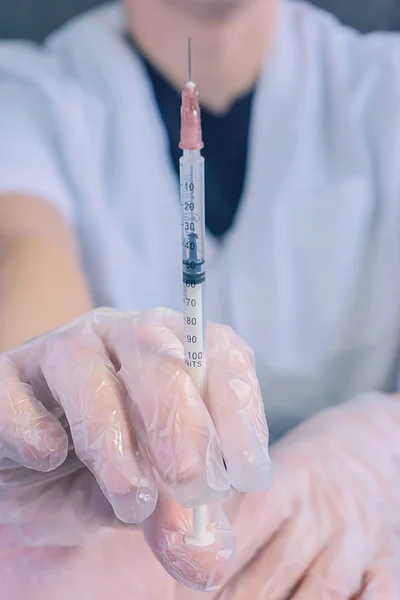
[143,481,236,592]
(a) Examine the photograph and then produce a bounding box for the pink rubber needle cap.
[179,81,204,151]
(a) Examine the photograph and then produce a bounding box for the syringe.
[179,39,215,548]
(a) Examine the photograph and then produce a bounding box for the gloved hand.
[0,307,272,592]
[214,393,400,599]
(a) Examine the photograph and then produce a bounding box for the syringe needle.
[188,37,192,82]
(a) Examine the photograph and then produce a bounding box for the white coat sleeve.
[0,41,99,225]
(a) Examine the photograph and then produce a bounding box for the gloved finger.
[218,508,325,600]
[101,316,230,506]
[0,354,68,471]
[291,531,369,600]
[26,329,158,524]
[221,483,290,576]
[206,323,271,492]
[215,477,304,600]
[143,479,236,592]
[133,309,272,494]
[358,533,400,599]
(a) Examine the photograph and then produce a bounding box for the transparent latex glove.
[0,522,241,600]
[2,514,398,600]
[213,393,400,599]
[0,307,271,592]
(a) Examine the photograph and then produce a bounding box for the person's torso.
[30,0,400,441]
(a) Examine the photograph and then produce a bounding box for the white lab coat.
[0,1,400,444]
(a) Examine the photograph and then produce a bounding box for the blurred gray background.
[0,0,400,41]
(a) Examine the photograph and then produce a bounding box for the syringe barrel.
[180,149,206,396]
[180,150,205,285]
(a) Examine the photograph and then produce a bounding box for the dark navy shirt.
[129,39,255,238]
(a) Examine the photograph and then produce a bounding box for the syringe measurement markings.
[181,166,203,366]
[183,282,203,369]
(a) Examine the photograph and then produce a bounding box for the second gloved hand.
[216,393,400,599]
[0,307,272,591]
